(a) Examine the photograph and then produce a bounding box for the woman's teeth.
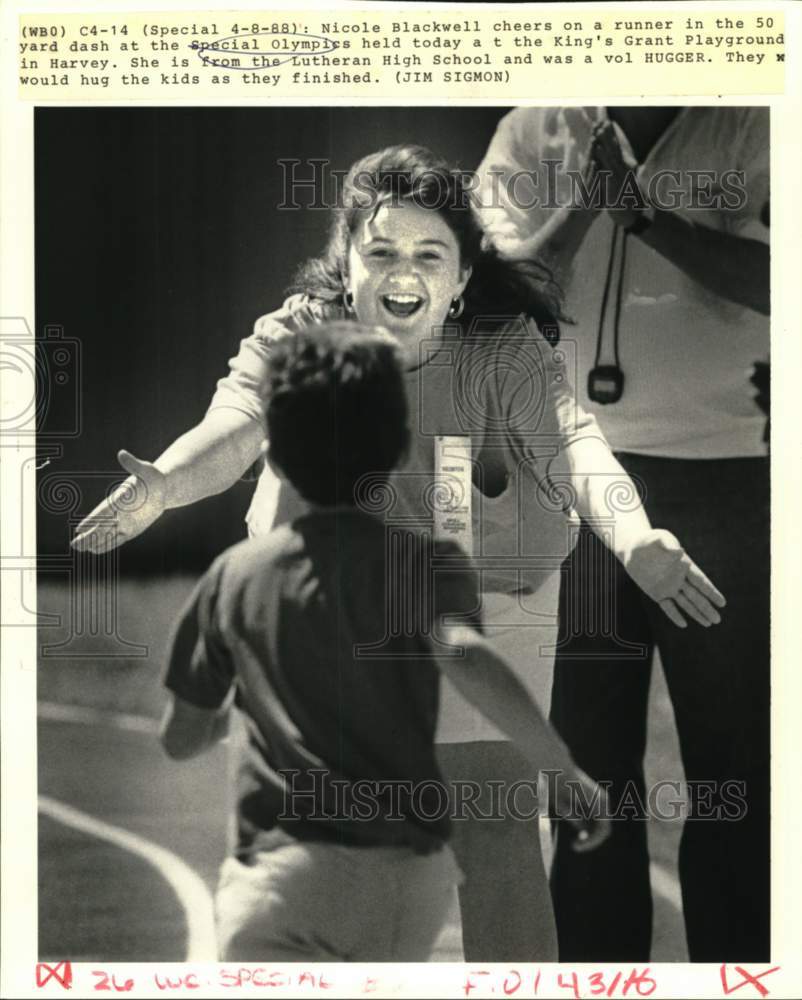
[381,294,424,318]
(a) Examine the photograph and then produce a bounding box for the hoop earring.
[343,290,355,313]
[448,295,465,319]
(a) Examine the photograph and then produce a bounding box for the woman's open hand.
[70,450,166,554]
[624,528,727,628]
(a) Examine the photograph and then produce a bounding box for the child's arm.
[160,555,236,759]
[436,625,610,852]
[72,395,264,554]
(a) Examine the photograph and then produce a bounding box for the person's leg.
[218,830,463,963]
[636,455,770,962]
[383,845,463,961]
[433,579,564,961]
[215,844,340,960]
[437,741,558,962]
[549,523,656,961]
[216,831,370,961]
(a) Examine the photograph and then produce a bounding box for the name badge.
[433,435,473,556]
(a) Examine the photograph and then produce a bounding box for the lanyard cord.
[613,232,629,368]
[593,224,628,370]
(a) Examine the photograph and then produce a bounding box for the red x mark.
[35,962,72,989]
[720,965,781,998]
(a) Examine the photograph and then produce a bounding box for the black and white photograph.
[2,3,801,996]
[30,102,769,966]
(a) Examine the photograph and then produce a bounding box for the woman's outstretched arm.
[71,296,330,554]
[550,432,726,629]
[503,319,727,629]
[71,409,264,554]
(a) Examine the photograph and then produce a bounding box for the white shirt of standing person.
[475,106,769,459]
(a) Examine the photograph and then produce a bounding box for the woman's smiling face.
[346,199,471,367]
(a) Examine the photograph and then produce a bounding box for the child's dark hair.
[265,322,409,507]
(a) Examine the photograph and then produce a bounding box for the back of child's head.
[265,322,409,506]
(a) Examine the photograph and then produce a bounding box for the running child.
[160,321,610,961]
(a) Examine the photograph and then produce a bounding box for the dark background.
[36,106,508,571]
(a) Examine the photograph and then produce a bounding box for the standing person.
[476,106,770,961]
[160,321,611,961]
[72,144,724,960]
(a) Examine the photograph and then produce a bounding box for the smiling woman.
[70,143,725,962]
[345,201,470,363]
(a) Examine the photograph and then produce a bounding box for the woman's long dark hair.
[289,144,563,344]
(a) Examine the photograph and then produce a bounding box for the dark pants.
[437,741,557,962]
[549,454,770,962]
